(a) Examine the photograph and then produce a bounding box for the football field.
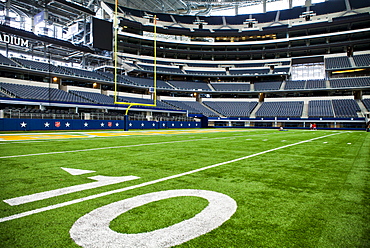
[0,128,369,247]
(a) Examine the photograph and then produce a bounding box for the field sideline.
[0,128,369,247]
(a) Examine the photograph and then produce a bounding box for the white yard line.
[0,132,342,223]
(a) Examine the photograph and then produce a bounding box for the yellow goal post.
[113,0,157,115]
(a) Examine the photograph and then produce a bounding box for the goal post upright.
[113,1,157,118]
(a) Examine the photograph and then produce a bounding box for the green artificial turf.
[0,129,369,247]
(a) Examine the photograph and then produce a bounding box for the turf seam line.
[0,132,342,223]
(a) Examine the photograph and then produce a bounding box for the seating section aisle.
[204,101,257,117]
[211,83,250,91]
[256,101,304,117]
[308,100,334,117]
[0,83,89,103]
[332,99,360,118]
[164,100,218,116]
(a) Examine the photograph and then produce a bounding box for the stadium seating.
[332,99,360,117]
[116,95,177,110]
[203,101,257,117]
[308,100,334,117]
[211,83,251,91]
[164,100,218,116]
[362,99,370,111]
[285,80,305,90]
[256,101,304,117]
[229,68,270,75]
[306,79,327,89]
[254,81,282,91]
[60,66,108,81]
[136,64,184,74]
[0,54,20,67]
[13,58,68,74]
[330,77,370,88]
[70,91,115,105]
[0,91,8,97]
[353,54,370,67]
[121,76,173,89]
[184,70,227,76]
[325,56,352,69]
[168,81,212,91]
[0,83,90,103]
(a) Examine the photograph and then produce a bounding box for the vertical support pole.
[124,114,129,131]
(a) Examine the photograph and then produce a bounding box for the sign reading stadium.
[0,32,29,48]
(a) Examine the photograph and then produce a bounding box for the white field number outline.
[70,189,237,248]
[1,132,343,247]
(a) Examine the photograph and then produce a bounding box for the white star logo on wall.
[65,122,71,127]
[44,122,50,128]
[20,122,27,128]
[115,123,119,127]
[129,123,132,127]
[84,122,88,127]
[100,123,105,127]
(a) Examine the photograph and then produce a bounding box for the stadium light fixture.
[299,11,316,21]
[243,18,258,28]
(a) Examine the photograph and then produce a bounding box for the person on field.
[312,123,317,130]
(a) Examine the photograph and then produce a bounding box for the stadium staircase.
[199,100,223,117]
[326,80,331,89]
[208,83,216,91]
[249,102,262,118]
[348,57,356,68]
[330,100,336,117]
[249,83,255,91]
[301,100,309,118]
[280,81,286,90]
[356,99,368,118]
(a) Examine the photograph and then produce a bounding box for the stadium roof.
[109,0,316,16]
